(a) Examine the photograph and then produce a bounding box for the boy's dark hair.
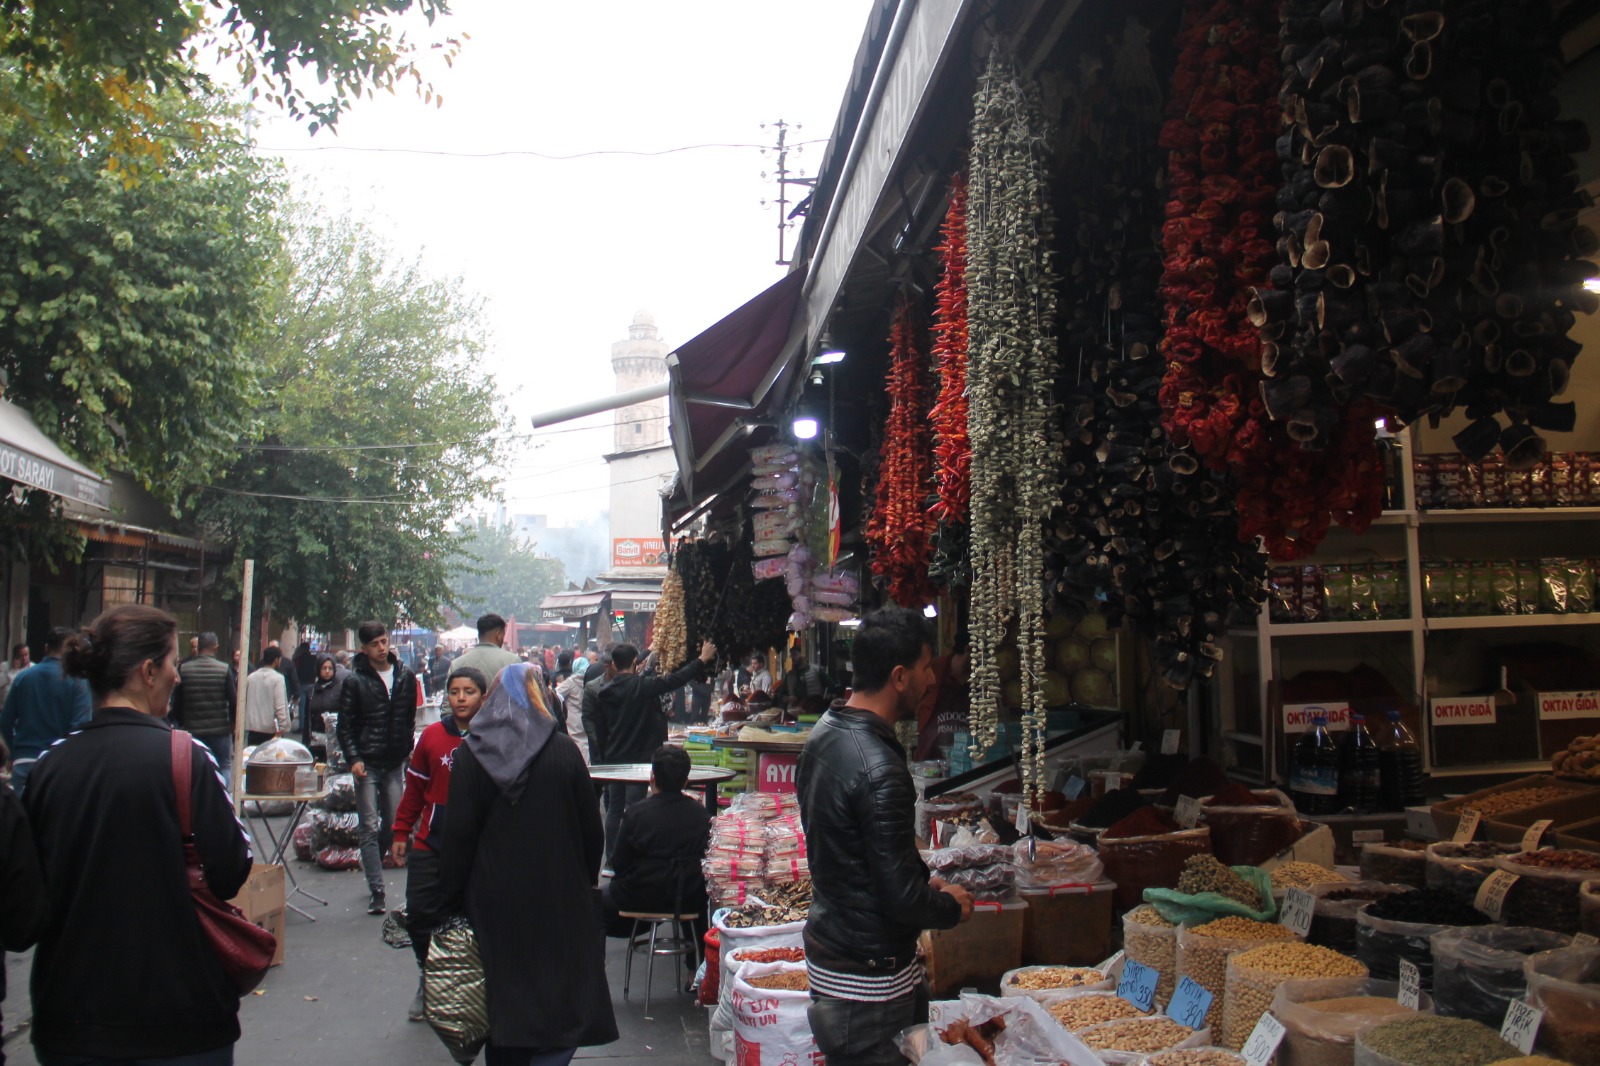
[557,651,573,671]
[44,627,75,654]
[198,632,220,652]
[9,643,23,658]
[611,643,640,671]
[446,666,489,695]
[259,646,282,667]
[477,613,506,637]
[850,605,933,692]
[651,745,691,793]
[357,621,387,645]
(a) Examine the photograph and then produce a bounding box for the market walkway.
[1,860,711,1065]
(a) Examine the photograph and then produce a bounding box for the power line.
[251,138,830,161]
[203,485,421,505]
[243,439,480,452]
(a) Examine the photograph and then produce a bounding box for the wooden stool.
[619,911,701,1017]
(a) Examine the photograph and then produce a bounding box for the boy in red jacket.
[393,665,487,1022]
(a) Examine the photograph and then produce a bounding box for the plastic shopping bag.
[424,915,489,1064]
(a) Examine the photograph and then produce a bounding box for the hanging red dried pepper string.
[866,295,937,607]
[928,172,971,527]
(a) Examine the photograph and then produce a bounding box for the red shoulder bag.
[170,729,277,994]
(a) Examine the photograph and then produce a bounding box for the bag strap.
[170,727,196,846]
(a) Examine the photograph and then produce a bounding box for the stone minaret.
[612,310,668,454]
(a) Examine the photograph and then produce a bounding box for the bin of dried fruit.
[1443,784,1586,819]
[1430,926,1572,1028]
[1522,943,1600,1066]
[1078,1016,1206,1063]
[1493,850,1600,936]
[1200,786,1303,867]
[1125,905,1180,1007]
[1353,1016,1519,1066]
[1178,918,1300,1032]
[1044,992,1149,1032]
[1356,891,1492,987]
[729,946,805,966]
[1424,843,1521,906]
[1551,735,1600,780]
[1145,1049,1247,1066]
[1273,977,1433,1066]
[1001,965,1113,999]
[1359,841,1428,889]
[1309,883,1412,957]
[1098,810,1212,912]
[1272,863,1349,892]
[1144,857,1276,927]
[746,970,810,991]
[1223,943,1367,1051]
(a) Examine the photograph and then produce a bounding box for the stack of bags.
[704,793,805,907]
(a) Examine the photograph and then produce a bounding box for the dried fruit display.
[674,537,791,661]
[865,295,936,608]
[650,566,687,671]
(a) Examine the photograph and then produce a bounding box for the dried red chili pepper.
[865,296,937,607]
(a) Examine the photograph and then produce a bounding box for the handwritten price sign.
[1279,888,1315,937]
[1166,976,1214,1030]
[1500,999,1543,1054]
[1398,959,1421,1011]
[1118,958,1159,1013]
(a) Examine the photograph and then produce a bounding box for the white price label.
[1522,819,1554,852]
[933,820,951,847]
[1475,870,1521,921]
[1573,932,1598,945]
[1453,808,1482,843]
[1280,888,1315,937]
[1175,795,1203,829]
[1014,801,1030,834]
[1130,741,1143,752]
[1398,959,1421,1011]
[1352,828,1385,844]
[1501,999,1543,1054]
[1166,976,1214,1030]
[1241,1012,1288,1066]
[1162,729,1181,754]
[1065,775,1087,800]
[1118,958,1159,1013]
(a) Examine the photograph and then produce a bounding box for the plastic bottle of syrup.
[1338,712,1381,813]
[1377,707,1426,810]
[1289,714,1341,815]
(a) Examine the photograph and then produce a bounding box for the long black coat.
[437,734,618,1050]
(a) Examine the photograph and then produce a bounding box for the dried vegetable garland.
[675,537,791,660]
[651,566,688,671]
[865,295,937,607]
[965,49,1059,800]
[928,171,972,528]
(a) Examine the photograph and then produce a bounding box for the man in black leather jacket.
[336,621,420,915]
[797,606,972,1066]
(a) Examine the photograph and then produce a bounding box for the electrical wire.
[250,139,829,160]
[242,438,480,452]
[203,485,422,505]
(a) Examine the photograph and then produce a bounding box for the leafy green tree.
[450,519,569,623]
[195,205,511,630]
[0,86,284,532]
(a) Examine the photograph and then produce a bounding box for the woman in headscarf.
[301,653,342,761]
[434,663,617,1065]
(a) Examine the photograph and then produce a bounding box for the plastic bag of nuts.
[1424,843,1520,906]
[1429,926,1573,1028]
[1125,906,1180,1008]
[1359,842,1428,889]
[1493,850,1600,936]
[1273,977,1434,1066]
[1522,943,1600,1066]
[1001,964,1114,1000]
[1077,1016,1209,1064]
[1178,918,1300,1033]
[1222,943,1367,1051]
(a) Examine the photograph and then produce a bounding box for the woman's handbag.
[170,729,278,995]
[424,915,491,1063]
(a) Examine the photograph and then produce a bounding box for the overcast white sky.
[251,0,875,526]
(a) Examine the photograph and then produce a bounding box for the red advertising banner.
[611,537,666,568]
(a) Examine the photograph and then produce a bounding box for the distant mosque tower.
[604,310,675,580]
[611,309,668,454]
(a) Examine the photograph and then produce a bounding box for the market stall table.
[241,789,330,921]
[588,764,737,813]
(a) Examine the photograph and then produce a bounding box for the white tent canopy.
[440,625,478,643]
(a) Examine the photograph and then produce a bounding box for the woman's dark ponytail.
[63,605,178,697]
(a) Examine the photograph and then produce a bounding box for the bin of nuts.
[1522,943,1600,1066]
[1359,841,1428,888]
[1125,905,1180,1008]
[1078,1016,1207,1063]
[1044,992,1151,1032]
[1222,943,1367,1051]
[1272,977,1433,1066]
[1429,926,1572,1028]
[1493,850,1600,936]
[1581,879,1599,937]
[1356,891,1491,987]
[1424,843,1520,906]
[1144,1049,1247,1066]
[1308,882,1411,957]
[1000,965,1114,1001]
[1178,918,1300,1032]
[1353,1016,1519,1066]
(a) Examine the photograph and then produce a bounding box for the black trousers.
[405,847,443,969]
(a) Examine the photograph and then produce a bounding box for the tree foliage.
[195,206,511,631]
[0,85,284,516]
[449,520,568,624]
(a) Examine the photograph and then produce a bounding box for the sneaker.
[368,892,386,916]
[408,977,425,1022]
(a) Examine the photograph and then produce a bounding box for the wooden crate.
[1484,786,1600,846]
[1432,775,1590,840]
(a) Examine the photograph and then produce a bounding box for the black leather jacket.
[796,706,961,973]
[335,653,419,771]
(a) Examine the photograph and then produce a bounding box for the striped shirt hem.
[807,958,922,1002]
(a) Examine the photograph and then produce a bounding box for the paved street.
[2,859,710,1065]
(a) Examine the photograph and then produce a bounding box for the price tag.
[1453,808,1482,843]
[1280,888,1315,937]
[1162,729,1181,755]
[1573,932,1598,945]
[1501,999,1543,1054]
[1398,959,1421,1011]
[1118,958,1159,1012]
[1522,819,1554,852]
[1130,741,1144,753]
[1240,1011,1288,1066]
[933,821,951,847]
[1167,976,1214,1030]
[1352,828,1385,844]
[1175,795,1203,829]
[1475,869,1521,921]
[1014,801,1030,834]
[1065,775,1087,800]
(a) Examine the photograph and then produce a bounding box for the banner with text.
[611,537,666,568]
[1283,702,1351,733]
[1431,695,1497,727]
[1537,690,1600,721]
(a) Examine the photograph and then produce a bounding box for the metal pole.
[232,559,254,816]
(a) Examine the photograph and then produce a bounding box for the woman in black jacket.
[301,653,342,760]
[25,603,252,1065]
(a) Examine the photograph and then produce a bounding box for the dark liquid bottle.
[1290,715,1341,815]
[1378,708,1426,810]
[1339,712,1381,813]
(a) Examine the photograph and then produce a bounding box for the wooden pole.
[232,559,254,816]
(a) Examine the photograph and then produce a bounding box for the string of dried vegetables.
[928,171,971,527]
[651,566,688,670]
[865,295,937,608]
[965,49,1059,803]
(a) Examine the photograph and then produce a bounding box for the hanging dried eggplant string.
[965,49,1060,805]
[865,295,937,607]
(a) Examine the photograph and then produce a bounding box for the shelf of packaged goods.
[1262,618,1416,636]
[1419,507,1600,524]
[1424,613,1600,630]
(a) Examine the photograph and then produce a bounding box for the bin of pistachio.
[1126,905,1181,1007]
[1179,917,1300,1031]
[1222,942,1367,1051]
[1078,1016,1207,1064]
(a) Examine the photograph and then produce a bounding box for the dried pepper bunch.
[965,48,1060,799]
[928,171,972,527]
[651,566,688,671]
[865,295,937,608]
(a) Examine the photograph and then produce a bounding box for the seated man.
[602,745,711,939]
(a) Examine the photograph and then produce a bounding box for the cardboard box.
[229,863,286,967]
[920,900,1027,995]
[1483,785,1600,846]
[1431,775,1588,841]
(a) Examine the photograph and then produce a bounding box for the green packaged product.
[1516,562,1541,615]
[1491,561,1519,616]
[1423,562,1452,618]
[1450,562,1473,618]
[1349,564,1376,622]
[1323,565,1352,622]
[1371,563,1403,621]
[1468,563,1495,617]
[1541,559,1570,614]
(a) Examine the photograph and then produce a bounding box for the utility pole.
[762,120,817,266]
